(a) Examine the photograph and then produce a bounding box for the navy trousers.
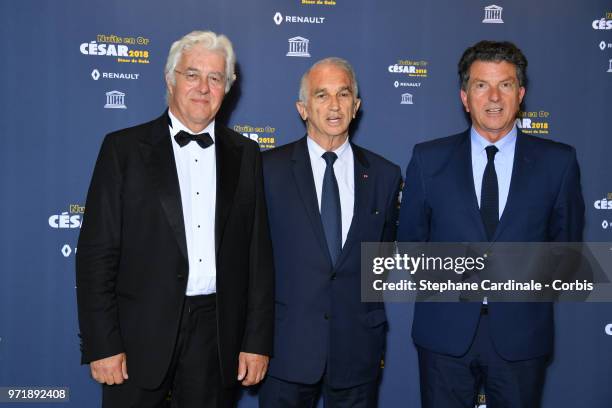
[259,373,379,408]
[418,311,548,408]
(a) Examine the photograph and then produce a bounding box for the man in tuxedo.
[398,40,585,407]
[259,58,401,407]
[76,30,274,408]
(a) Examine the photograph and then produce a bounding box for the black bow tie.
[174,130,214,149]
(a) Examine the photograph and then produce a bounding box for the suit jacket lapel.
[492,131,534,241]
[139,111,188,259]
[291,137,332,263]
[455,132,488,241]
[215,123,242,254]
[334,143,370,269]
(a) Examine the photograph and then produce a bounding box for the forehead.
[178,45,226,71]
[308,63,352,91]
[468,60,518,82]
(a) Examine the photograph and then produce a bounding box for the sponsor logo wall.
[389,59,428,106]
[1,1,611,407]
[592,10,612,73]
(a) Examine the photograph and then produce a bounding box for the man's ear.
[460,89,469,113]
[165,74,174,97]
[353,98,361,118]
[296,101,308,121]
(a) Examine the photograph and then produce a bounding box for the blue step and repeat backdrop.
[1,0,611,407]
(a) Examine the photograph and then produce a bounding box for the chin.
[326,129,348,137]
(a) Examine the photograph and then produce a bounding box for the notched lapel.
[492,134,534,241]
[139,114,188,259]
[291,138,331,263]
[453,134,488,241]
[215,125,242,253]
[335,145,370,268]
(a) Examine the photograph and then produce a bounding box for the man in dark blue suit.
[259,58,401,407]
[398,41,585,407]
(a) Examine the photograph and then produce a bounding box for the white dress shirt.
[471,126,517,219]
[168,110,217,295]
[307,136,354,246]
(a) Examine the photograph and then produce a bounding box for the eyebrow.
[313,86,353,94]
[471,76,516,83]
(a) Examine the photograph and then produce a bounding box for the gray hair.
[165,30,236,100]
[298,57,359,104]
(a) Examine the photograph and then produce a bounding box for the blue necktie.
[480,145,499,241]
[321,152,342,265]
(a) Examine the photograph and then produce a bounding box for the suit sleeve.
[398,146,431,242]
[381,165,402,243]
[76,134,124,363]
[241,144,275,356]
[548,147,585,242]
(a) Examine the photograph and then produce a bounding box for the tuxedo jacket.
[262,137,401,388]
[398,130,585,360]
[76,112,274,389]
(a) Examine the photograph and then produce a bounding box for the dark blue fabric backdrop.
[1,1,611,406]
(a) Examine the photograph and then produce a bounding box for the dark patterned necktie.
[480,145,499,241]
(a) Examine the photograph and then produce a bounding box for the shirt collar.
[307,136,351,162]
[470,125,517,156]
[168,109,216,142]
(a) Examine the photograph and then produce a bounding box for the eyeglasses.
[174,69,226,88]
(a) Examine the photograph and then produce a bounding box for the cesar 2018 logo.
[49,204,84,229]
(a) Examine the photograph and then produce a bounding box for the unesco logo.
[287,37,311,57]
[400,93,414,105]
[482,4,503,23]
[104,91,127,109]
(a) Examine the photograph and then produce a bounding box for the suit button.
[324,313,329,320]
[331,273,337,280]
[177,274,185,280]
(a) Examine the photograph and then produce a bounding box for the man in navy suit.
[398,41,584,407]
[259,57,401,407]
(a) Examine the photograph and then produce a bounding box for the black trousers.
[102,294,237,408]
[418,312,548,408]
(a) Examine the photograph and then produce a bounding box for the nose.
[488,86,500,102]
[197,76,210,94]
[329,94,340,110]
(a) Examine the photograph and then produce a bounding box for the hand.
[90,352,128,385]
[237,352,269,386]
